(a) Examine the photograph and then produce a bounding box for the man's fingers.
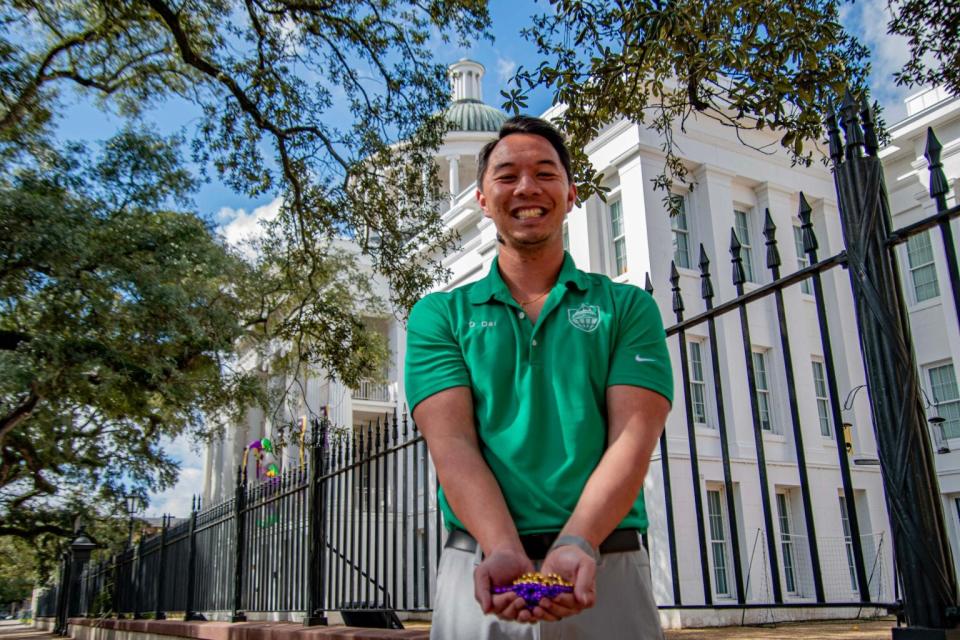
[474,567,492,613]
[574,560,597,608]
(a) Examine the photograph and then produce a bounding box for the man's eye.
[497,174,516,182]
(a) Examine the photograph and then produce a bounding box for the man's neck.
[497,244,565,302]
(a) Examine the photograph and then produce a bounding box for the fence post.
[185,497,201,620]
[111,554,120,618]
[154,515,168,620]
[304,414,330,626]
[829,93,959,635]
[230,464,248,622]
[132,537,144,619]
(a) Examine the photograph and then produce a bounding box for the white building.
[202,61,960,624]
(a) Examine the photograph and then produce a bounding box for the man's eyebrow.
[491,158,561,173]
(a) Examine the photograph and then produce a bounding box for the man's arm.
[539,385,670,614]
[413,387,537,621]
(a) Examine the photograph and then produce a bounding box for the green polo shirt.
[404,252,672,535]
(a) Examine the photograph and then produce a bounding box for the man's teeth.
[515,208,544,219]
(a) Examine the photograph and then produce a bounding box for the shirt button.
[518,311,525,319]
[532,339,538,347]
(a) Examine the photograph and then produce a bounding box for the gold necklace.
[517,290,551,306]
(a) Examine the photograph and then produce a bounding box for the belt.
[444,528,641,560]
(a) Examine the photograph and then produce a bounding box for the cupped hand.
[473,547,536,621]
[534,544,597,620]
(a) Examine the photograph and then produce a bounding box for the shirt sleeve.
[404,293,471,413]
[606,287,674,404]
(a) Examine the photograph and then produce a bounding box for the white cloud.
[217,197,283,258]
[144,435,205,518]
[839,0,915,121]
[496,56,517,85]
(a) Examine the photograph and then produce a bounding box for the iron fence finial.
[840,89,865,160]
[825,113,844,165]
[859,98,879,157]
[730,228,746,286]
[669,261,684,318]
[763,208,781,270]
[698,244,714,301]
[924,127,950,212]
[797,192,819,257]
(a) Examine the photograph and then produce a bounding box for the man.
[404,115,672,639]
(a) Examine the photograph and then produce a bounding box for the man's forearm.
[412,387,523,555]
[430,433,524,555]
[559,386,670,547]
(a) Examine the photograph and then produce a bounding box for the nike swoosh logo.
[635,356,657,363]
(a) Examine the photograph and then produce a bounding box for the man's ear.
[566,182,578,212]
[477,187,491,218]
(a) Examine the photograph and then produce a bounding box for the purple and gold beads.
[492,572,574,609]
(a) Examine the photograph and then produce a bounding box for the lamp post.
[54,527,99,636]
[124,495,139,548]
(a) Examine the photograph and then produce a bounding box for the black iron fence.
[62,412,440,622]
[47,99,958,632]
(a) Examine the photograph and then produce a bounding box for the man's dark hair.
[476,115,573,189]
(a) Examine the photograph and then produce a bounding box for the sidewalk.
[1,618,898,640]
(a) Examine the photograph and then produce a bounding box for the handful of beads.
[492,572,574,609]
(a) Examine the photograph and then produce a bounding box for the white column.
[448,155,461,200]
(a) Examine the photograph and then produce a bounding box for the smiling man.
[405,116,673,639]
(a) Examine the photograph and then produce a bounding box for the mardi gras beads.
[492,572,574,609]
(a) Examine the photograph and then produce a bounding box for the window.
[839,496,858,591]
[734,209,756,282]
[776,492,798,594]
[752,350,775,432]
[562,220,570,252]
[929,363,960,439]
[793,226,812,295]
[610,199,627,275]
[811,360,831,437]
[689,341,709,426]
[671,196,691,269]
[706,489,731,597]
[906,231,939,302]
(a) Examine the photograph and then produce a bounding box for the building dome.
[445,59,508,133]
[446,99,509,133]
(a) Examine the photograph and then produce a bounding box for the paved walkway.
[1,618,898,639]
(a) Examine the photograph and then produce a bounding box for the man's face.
[476,133,576,250]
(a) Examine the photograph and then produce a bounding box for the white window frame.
[838,495,859,592]
[671,194,692,269]
[752,349,777,433]
[811,359,832,437]
[734,208,756,283]
[609,198,627,276]
[927,362,960,440]
[776,491,799,595]
[688,340,711,428]
[706,486,733,598]
[905,231,940,303]
[793,225,812,295]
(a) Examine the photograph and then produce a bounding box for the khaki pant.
[430,546,664,640]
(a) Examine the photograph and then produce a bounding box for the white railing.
[353,380,392,402]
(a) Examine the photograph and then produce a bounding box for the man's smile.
[513,207,547,219]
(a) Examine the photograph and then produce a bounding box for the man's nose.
[513,172,542,195]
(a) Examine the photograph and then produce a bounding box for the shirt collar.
[468,252,590,305]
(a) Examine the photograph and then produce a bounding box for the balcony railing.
[352,380,392,402]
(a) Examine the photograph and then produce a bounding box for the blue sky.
[55,0,915,517]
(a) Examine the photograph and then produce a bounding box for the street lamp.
[124,495,139,548]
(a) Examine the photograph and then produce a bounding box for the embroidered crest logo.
[568,304,600,333]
